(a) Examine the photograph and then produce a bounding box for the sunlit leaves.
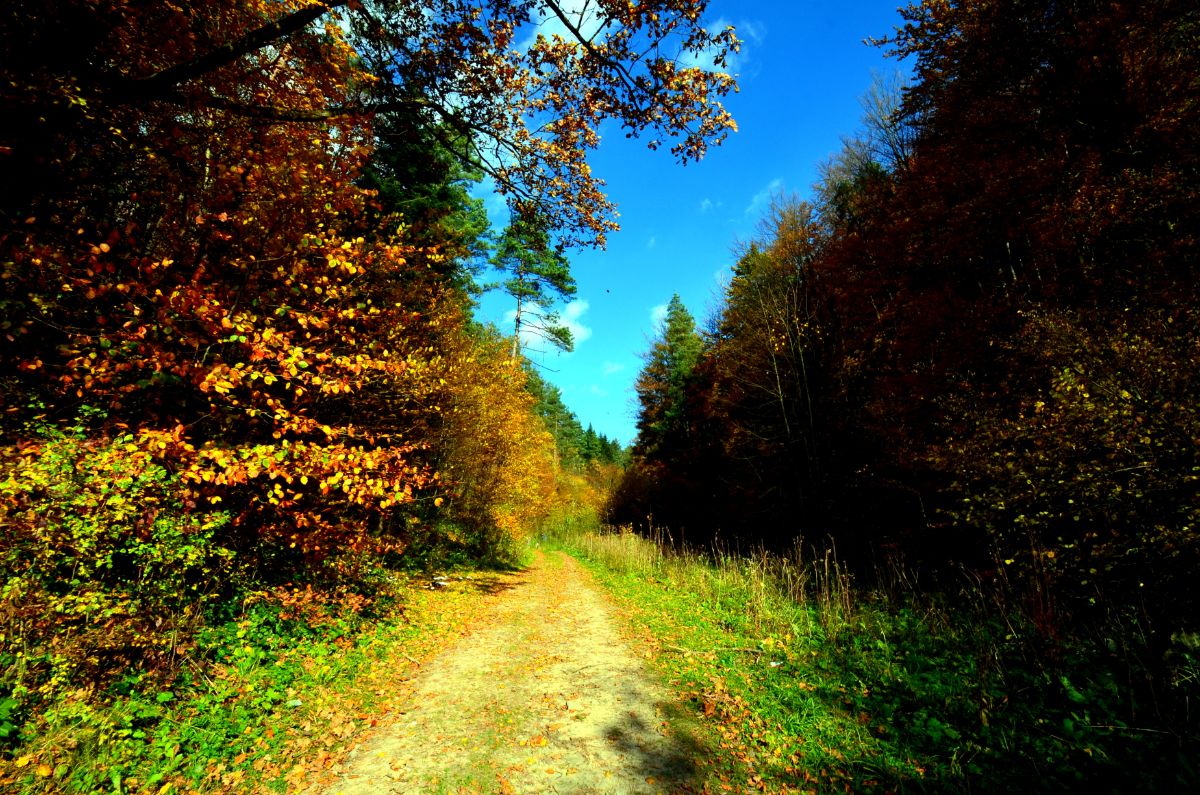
[0,428,233,712]
[343,0,739,246]
[432,328,558,546]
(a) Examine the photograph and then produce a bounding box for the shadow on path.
[602,699,708,792]
[462,572,529,596]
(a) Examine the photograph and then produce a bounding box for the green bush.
[931,307,1200,627]
[0,424,232,741]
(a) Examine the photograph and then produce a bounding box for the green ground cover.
[0,557,521,795]
[551,523,1199,793]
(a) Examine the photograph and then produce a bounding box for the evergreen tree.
[357,111,492,296]
[491,212,577,357]
[581,424,601,462]
[634,295,703,457]
[523,365,586,470]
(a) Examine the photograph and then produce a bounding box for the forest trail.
[313,550,703,794]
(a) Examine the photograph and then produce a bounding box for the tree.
[812,72,910,232]
[1,0,739,250]
[695,197,823,536]
[858,70,918,173]
[634,295,703,458]
[523,366,587,471]
[491,212,577,357]
[432,325,559,552]
[357,111,493,297]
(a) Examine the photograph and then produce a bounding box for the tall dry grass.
[548,523,858,639]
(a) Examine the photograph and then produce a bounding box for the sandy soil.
[314,549,703,794]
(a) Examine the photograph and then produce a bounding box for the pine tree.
[634,295,703,456]
[491,212,577,357]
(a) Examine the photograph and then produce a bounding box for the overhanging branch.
[174,93,427,122]
[123,1,349,98]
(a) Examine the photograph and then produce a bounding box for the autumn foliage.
[0,0,737,758]
[613,0,1199,630]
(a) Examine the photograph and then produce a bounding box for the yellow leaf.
[36,764,52,777]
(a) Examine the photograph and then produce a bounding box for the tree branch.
[172,93,426,122]
[124,1,349,98]
[541,0,647,115]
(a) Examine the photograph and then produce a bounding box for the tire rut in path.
[318,550,703,794]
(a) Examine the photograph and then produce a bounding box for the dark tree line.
[612,0,1199,630]
[525,367,627,471]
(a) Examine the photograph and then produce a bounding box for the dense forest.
[0,0,705,786]
[614,0,1198,620]
[607,1,1199,787]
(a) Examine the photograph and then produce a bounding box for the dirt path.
[315,550,704,794]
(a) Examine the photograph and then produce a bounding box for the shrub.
[0,422,232,740]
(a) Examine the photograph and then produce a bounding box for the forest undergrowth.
[0,526,530,795]
[550,520,1200,794]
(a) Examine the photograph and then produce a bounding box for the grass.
[546,522,1200,793]
[0,557,528,794]
[7,512,1194,794]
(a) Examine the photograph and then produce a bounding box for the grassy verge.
[0,559,526,795]
[549,523,1199,793]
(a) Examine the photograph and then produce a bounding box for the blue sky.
[474,2,913,446]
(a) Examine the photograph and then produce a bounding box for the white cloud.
[679,16,763,74]
[602,361,625,376]
[590,384,609,397]
[647,235,658,249]
[650,303,669,328]
[738,19,767,47]
[562,299,592,346]
[745,177,784,218]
